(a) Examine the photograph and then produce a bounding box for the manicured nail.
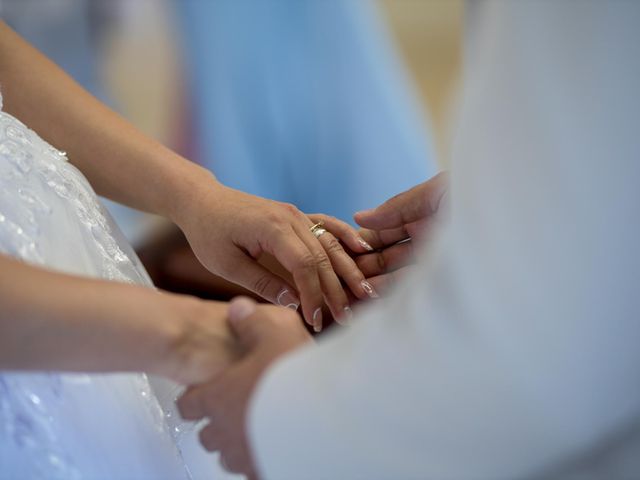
[313,308,323,333]
[276,288,300,310]
[343,306,353,322]
[358,238,374,252]
[360,280,379,298]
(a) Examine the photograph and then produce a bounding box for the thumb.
[228,296,259,347]
[354,173,448,230]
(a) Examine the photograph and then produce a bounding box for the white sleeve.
[248,2,640,479]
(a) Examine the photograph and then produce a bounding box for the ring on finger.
[311,226,327,238]
[309,221,327,238]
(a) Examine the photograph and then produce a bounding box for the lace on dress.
[0,89,201,479]
[0,89,147,282]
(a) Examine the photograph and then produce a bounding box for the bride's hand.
[173,181,374,331]
[150,294,241,385]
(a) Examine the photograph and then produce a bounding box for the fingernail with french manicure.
[358,238,374,252]
[313,308,323,333]
[360,280,379,298]
[276,288,300,310]
[343,306,354,323]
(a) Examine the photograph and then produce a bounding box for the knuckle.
[313,251,332,270]
[296,253,318,272]
[280,202,299,216]
[264,210,287,227]
[262,207,280,221]
[252,273,275,297]
[323,236,344,255]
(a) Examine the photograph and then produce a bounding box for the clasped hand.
[177,173,448,478]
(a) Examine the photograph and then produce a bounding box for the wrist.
[152,295,239,384]
[162,159,224,230]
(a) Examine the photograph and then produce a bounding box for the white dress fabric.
[248,2,640,479]
[0,92,233,479]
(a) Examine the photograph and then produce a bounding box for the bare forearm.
[0,255,180,373]
[0,255,237,383]
[0,21,215,222]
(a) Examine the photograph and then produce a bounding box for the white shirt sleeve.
[248,2,640,479]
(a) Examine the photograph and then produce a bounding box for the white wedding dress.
[0,92,236,479]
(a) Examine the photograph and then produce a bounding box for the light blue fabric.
[1,0,105,102]
[176,0,436,223]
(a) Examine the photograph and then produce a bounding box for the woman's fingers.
[226,252,300,310]
[314,229,379,304]
[263,225,325,330]
[307,214,380,304]
[292,221,351,330]
[308,214,374,253]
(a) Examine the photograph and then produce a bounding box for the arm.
[0,254,238,385]
[0,20,200,218]
[0,20,370,328]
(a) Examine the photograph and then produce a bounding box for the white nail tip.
[277,289,300,310]
[313,308,323,333]
[360,281,379,298]
[358,239,374,251]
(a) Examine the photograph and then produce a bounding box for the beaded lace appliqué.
[0,93,142,283]
[0,92,190,478]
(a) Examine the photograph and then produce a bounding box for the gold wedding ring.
[309,221,327,239]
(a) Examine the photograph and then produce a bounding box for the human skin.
[0,254,237,385]
[177,174,449,477]
[178,297,311,478]
[0,20,371,332]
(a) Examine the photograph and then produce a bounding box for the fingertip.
[228,296,257,323]
[360,279,379,299]
[300,304,317,330]
[276,288,300,310]
[312,308,323,333]
[354,209,382,230]
[353,211,367,226]
[354,208,374,218]
[357,237,374,252]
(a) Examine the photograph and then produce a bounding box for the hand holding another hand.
[178,297,311,478]
[174,174,449,478]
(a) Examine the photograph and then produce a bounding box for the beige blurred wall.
[379,0,463,167]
